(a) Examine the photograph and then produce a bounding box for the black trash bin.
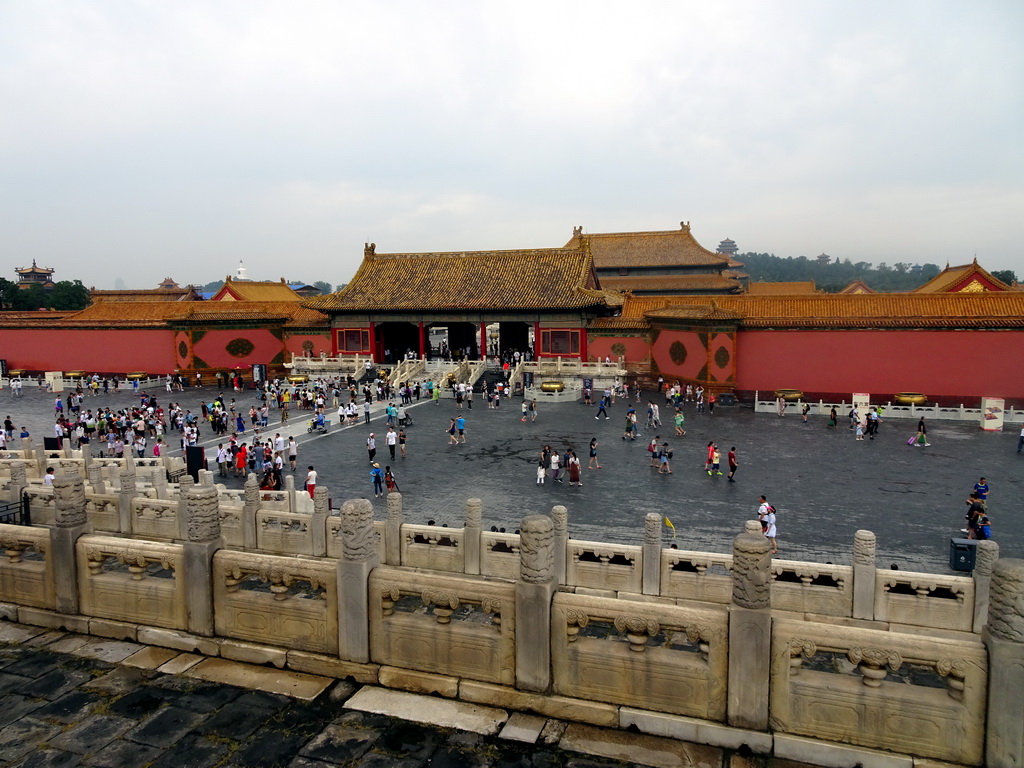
[949,538,977,572]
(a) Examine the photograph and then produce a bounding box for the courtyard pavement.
[4,382,1021,572]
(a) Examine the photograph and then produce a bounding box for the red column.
[331,328,339,356]
[418,322,426,358]
[579,327,587,361]
[368,321,376,361]
[534,322,541,356]
[480,322,487,359]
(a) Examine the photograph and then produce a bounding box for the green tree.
[49,280,91,310]
[0,278,19,310]
[311,281,332,295]
[992,269,1018,285]
[11,284,46,310]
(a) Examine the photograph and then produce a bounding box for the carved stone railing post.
[337,498,379,663]
[50,472,90,615]
[311,486,328,557]
[552,505,568,586]
[984,558,1024,768]
[852,529,876,620]
[20,436,34,459]
[285,474,297,513]
[118,469,137,535]
[175,474,194,540]
[86,464,106,496]
[241,473,259,550]
[385,492,402,565]
[198,468,215,488]
[9,461,28,504]
[183,484,222,636]
[973,540,999,634]
[464,498,482,575]
[151,467,168,500]
[516,514,556,692]
[728,522,772,731]
[642,512,662,596]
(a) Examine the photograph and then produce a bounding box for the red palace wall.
[285,333,332,359]
[735,329,1024,404]
[0,329,175,373]
[587,334,651,364]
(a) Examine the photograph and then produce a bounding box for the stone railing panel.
[480,531,520,580]
[400,524,465,572]
[24,486,56,526]
[0,523,54,609]
[131,498,179,540]
[770,560,853,618]
[660,549,733,603]
[551,592,729,721]
[567,540,642,593]
[771,617,986,765]
[218,504,246,548]
[874,569,975,632]
[76,534,185,629]
[256,510,313,556]
[369,566,515,685]
[213,550,337,655]
[85,493,120,533]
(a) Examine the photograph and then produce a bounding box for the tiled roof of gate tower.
[620,292,1024,328]
[569,223,732,269]
[306,247,611,312]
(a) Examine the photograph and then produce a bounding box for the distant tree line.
[199,279,343,294]
[0,279,91,311]
[739,253,949,292]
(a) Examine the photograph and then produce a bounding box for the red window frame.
[539,329,580,356]
[336,328,371,354]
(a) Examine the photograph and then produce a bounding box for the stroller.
[307,416,330,434]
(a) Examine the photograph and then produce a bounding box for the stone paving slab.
[184,657,332,700]
[559,722,723,768]
[345,686,509,735]
[157,652,204,675]
[121,645,181,669]
[69,638,143,663]
[0,616,920,768]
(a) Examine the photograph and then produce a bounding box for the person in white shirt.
[305,466,317,498]
[43,467,55,486]
[216,444,229,477]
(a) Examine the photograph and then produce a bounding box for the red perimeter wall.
[735,329,1024,404]
[0,329,175,373]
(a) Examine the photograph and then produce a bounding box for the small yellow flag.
[664,516,676,538]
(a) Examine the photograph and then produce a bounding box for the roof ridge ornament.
[572,225,583,237]
[680,221,691,232]
[365,242,376,257]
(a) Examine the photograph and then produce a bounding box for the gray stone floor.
[6,382,1021,571]
[0,621,745,768]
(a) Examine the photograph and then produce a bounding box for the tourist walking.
[827,407,837,429]
[801,403,809,424]
[447,419,458,445]
[704,441,715,472]
[288,437,298,470]
[708,446,722,476]
[758,495,778,554]
[567,451,582,486]
[647,435,661,467]
[550,450,562,483]
[367,433,377,462]
[587,437,601,469]
[384,466,399,493]
[595,396,609,420]
[386,427,397,460]
[673,408,685,436]
[456,415,467,443]
[536,455,546,485]
[398,428,407,458]
[914,417,930,447]
[305,466,317,499]
[658,443,672,474]
[529,399,538,422]
[370,463,385,498]
[1018,425,1024,453]
[727,447,738,482]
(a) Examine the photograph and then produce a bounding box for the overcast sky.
[2,1,1022,289]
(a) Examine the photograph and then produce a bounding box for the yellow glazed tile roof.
[746,281,820,295]
[214,279,303,302]
[912,261,1013,293]
[571,223,730,269]
[306,247,610,312]
[599,275,743,293]
[31,301,328,329]
[620,292,1024,328]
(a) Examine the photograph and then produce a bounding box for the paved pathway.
[0,620,758,768]
[5,384,1021,571]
